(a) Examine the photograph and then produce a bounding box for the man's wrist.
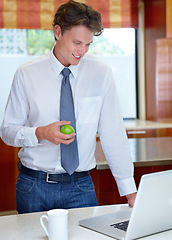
[35,126,45,141]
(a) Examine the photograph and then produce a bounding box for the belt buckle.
[46,173,57,183]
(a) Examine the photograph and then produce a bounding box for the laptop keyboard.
[110,220,129,232]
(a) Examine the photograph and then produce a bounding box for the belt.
[19,164,90,183]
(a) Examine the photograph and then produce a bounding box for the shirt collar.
[50,48,64,78]
[50,47,80,79]
[69,64,79,79]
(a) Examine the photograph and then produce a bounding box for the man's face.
[53,25,93,67]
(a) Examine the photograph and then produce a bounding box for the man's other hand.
[126,192,137,208]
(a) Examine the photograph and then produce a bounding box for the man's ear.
[54,25,62,40]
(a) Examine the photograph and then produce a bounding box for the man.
[0,0,137,214]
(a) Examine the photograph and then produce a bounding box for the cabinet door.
[0,139,18,211]
[126,129,156,138]
[126,128,172,138]
[156,38,172,121]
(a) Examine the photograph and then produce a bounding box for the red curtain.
[0,0,138,29]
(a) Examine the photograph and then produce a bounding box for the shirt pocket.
[76,96,102,124]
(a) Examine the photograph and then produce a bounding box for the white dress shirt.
[0,50,137,196]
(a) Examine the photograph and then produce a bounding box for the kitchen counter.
[124,119,172,130]
[0,204,172,240]
[93,137,172,205]
[95,137,172,169]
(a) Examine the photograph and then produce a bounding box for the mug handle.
[40,215,49,237]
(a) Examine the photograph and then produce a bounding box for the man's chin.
[70,60,81,66]
[71,55,82,65]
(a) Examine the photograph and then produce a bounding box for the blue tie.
[60,68,79,175]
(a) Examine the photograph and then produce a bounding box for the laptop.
[79,170,172,240]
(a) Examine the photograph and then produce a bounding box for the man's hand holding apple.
[35,121,75,145]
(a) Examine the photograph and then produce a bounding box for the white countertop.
[124,119,172,130]
[0,204,172,240]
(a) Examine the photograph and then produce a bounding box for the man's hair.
[52,0,104,36]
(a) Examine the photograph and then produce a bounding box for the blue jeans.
[15,172,97,214]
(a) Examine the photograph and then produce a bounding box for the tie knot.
[62,68,71,78]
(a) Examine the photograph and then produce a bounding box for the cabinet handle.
[127,130,146,135]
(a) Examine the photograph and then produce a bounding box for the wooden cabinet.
[144,0,172,122]
[144,0,166,121]
[91,169,126,205]
[126,128,172,138]
[91,164,172,206]
[155,38,172,121]
[0,139,18,211]
[96,127,172,139]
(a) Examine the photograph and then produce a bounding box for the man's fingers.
[52,131,75,145]
[60,137,75,145]
[58,120,71,127]
[58,130,75,138]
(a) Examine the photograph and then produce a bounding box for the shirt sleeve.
[98,67,137,196]
[0,68,39,147]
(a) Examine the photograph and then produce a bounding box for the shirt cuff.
[115,177,137,196]
[23,127,39,146]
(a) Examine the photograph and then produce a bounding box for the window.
[0,28,137,125]
[0,29,55,125]
[89,28,137,119]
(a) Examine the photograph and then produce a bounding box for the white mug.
[40,209,68,240]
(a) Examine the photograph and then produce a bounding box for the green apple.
[60,125,75,134]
